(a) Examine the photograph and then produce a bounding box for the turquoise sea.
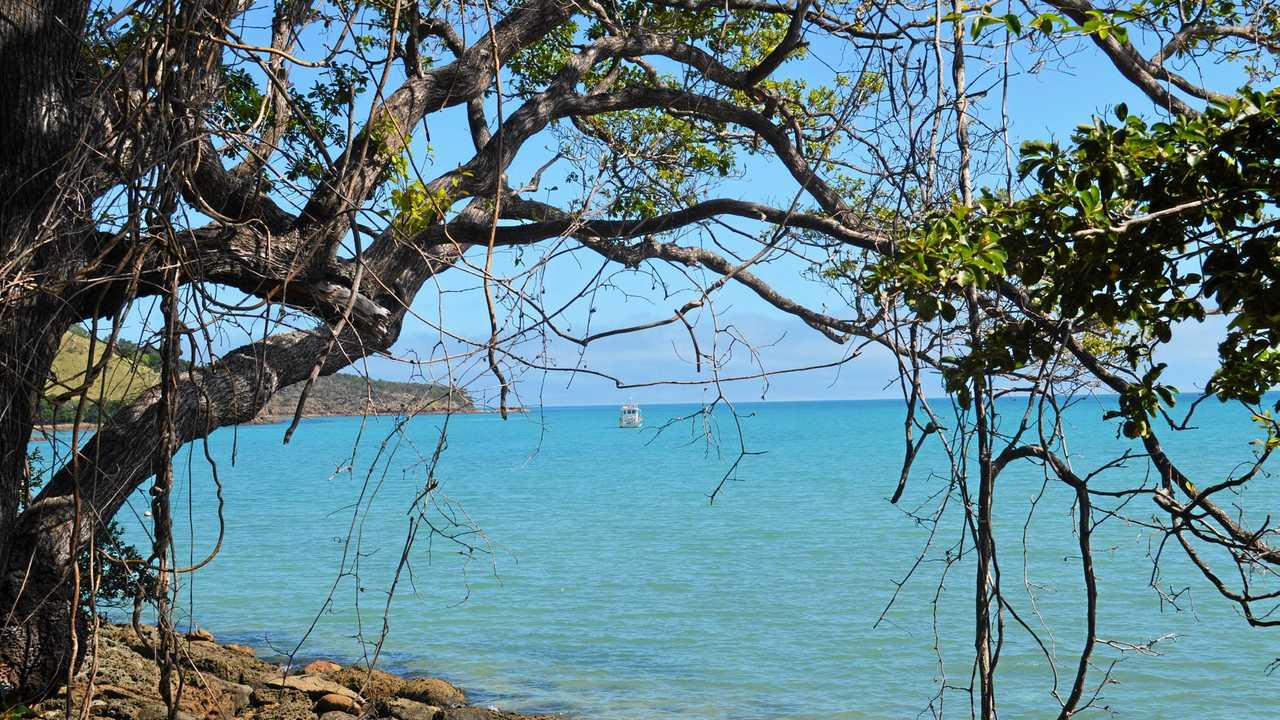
[36,398,1280,718]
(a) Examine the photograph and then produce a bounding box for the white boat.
[618,400,643,428]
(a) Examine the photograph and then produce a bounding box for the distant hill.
[41,329,471,423]
[257,373,472,421]
[40,330,162,422]
[47,329,162,403]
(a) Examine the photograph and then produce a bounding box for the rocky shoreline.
[35,407,528,432]
[30,624,555,720]
[248,407,527,425]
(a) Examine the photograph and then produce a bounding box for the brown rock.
[187,628,216,643]
[314,693,361,715]
[246,695,317,720]
[245,683,316,720]
[138,705,200,720]
[435,709,496,720]
[318,713,357,720]
[264,674,362,701]
[384,697,441,720]
[305,660,342,674]
[252,687,308,707]
[223,681,253,711]
[31,623,307,720]
[400,678,465,708]
[185,635,276,684]
[324,666,406,700]
[226,643,257,657]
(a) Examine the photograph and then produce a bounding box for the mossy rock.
[186,640,277,686]
[399,678,464,708]
[321,666,405,700]
[373,697,440,720]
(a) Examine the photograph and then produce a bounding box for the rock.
[435,709,496,720]
[305,660,342,674]
[138,705,200,720]
[248,685,318,720]
[184,635,277,684]
[324,666,405,700]
[384,697,441,720]
[264,674,362,701]
[318,713,357,720]
[187,628,216,643]
[314,693,361,714]
[249,696,317,720]
[224,681,253,711]
[252,687,308,707]
[226,643,257,657]
[399,678,465,708]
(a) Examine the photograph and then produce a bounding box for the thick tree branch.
[296,0,576,234]
[411,197,888,252]
[1044,0,1200,115]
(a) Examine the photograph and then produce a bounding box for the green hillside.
[41,330,162,422]
[260,373,472,420]
[41,329,471,423]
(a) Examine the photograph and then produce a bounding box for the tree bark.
[0,0,875,702]
[0,0,89,567]
[0,0,111,697]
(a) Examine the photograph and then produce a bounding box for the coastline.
[247,407,528,425]
[33,622,556,720]
[33,407,529,433]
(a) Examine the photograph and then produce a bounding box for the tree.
[0,0,1276,716]
[823,12,1280,720]
[844,90,1280,719]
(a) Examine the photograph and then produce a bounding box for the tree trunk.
[0,259,79,700]
[0,0,96,698]
[0,500,82,702]
[0,308,63,557]
[0,316,397,699]
[0,0,464,699]
[0,0,83,541]
[0,249,80,700]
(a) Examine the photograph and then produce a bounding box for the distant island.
[39,329,474,424]
[255,373,474,423]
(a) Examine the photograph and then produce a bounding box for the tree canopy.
[1,0,1279,716]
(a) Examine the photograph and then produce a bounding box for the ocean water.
[35,398,1280,718]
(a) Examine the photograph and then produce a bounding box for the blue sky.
[345,22,1250,407]
[103,10,1256,407]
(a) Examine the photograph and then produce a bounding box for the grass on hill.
[41,329,471,423]
[44,330,161,412]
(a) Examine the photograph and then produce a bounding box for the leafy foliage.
[23,449,149,611]
[865,88,1280,434]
